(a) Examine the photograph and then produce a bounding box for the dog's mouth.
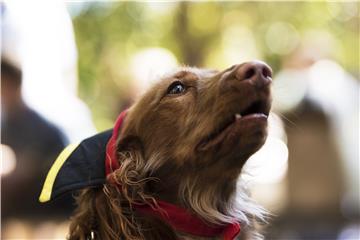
[196,99,270,152]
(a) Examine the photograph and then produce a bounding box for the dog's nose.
[235,61,272,87]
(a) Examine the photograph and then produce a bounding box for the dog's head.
[119,61,271,179]
[115,61,272,211]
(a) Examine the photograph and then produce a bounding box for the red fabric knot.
[104,110,241,240]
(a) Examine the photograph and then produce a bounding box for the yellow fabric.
[39,143,79,203]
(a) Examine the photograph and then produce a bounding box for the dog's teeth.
[235,113,242,119]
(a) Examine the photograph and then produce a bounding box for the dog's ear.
[39,130,112,203]
[111,135,151,202]
[117,135,144,155]
[116,135,146,174]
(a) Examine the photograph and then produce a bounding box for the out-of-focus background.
[1,1,359,239]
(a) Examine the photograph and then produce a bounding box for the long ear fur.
[68,140,177,240]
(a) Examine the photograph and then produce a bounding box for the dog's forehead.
[136,67,220,101]
[161,67,219,80]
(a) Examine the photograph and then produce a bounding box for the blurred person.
[269,42,359,239]
[1,3,96,237]
[2,1,97,143]
[1,58,74,222]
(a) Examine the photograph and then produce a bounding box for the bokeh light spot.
[266,22,300,55]
[1,144,17,176]
[130,48,178,95]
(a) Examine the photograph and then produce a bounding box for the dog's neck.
[139,165,243,240]
[146,171,266,240]
[148,162,242,225]
[134,197,241,239]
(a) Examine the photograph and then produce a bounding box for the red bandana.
[105,110,241,240]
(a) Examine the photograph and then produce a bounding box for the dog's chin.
[196,113,268,164]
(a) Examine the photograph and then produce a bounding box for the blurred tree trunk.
[174,2,205,66]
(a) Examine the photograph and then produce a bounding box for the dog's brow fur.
[69,65,271,240]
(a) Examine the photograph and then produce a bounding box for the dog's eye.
[167,81,186,95]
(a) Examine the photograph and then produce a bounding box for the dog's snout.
[235,61,272,87]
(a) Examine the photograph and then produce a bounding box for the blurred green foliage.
[67,2,359,130]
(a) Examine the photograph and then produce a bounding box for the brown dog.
[68,61,272,240]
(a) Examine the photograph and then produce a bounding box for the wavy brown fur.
[69,63,272,240]
[69,151,178,240]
